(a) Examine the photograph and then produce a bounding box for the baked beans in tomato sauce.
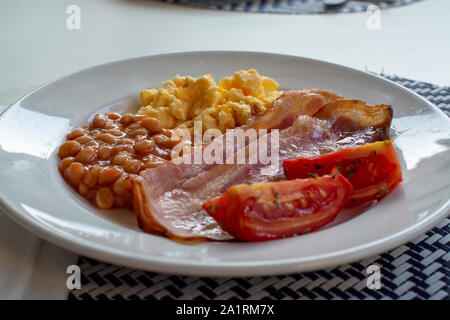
[58,112,180,210]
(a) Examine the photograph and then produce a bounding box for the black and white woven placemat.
[69,75,449,300]
[154,0,423,14]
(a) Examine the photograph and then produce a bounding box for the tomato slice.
[283,140,402,205]
[202,174,353,241]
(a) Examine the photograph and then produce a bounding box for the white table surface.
[0,0,449,299]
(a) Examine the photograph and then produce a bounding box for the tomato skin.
[283,140,402,205]
[202,174,353,242]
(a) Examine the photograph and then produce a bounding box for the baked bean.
[93,114,107,129]
[84,166,102,187]
[75,147,97,164]
[133,114,146,122]
[96,133,117,144]
[117,138,134,145]
[153,134,179,148]
[79,183,90,195]
[127,122,142,131]
[105,129,124,137]
[123,159,142,173]
[97,146,113,160]
[96,188,114,210]
[149,146,171,160]
[113,144,134,154]
[65,162,87,186]
[141,117,162,133]
[99,166,122,185]
[113,175,133,195]
[134,139,156,155]
[143,156,167,169]
[67,128,85,140]
[112,151,130,166]
[127,128,147,138]
[75,135,93,145]
[58,140,81,158]
[106,112,120,120]
[104,123,117,130]
[152,134,169,146]
[59,157,75,172]
[86,140,99,148]
[119,113,135,125]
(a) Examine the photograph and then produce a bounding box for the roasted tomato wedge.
[202,174,353,241]
[283,140,402,205]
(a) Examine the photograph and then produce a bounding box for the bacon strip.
[243,89,342,131]
[132,95,392,242]
[314,99,392,141]
[140,89,342,200]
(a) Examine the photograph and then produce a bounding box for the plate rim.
[1,50,449,276]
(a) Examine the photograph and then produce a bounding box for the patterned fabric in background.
[154,0,423,14]
[69,75,449,300]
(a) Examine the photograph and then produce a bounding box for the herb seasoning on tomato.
[283,140,402,205]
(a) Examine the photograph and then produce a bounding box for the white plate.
[0,51,449,276]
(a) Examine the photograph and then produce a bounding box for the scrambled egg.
[138,69,282,132]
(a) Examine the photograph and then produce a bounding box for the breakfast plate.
[0,51,449,276]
